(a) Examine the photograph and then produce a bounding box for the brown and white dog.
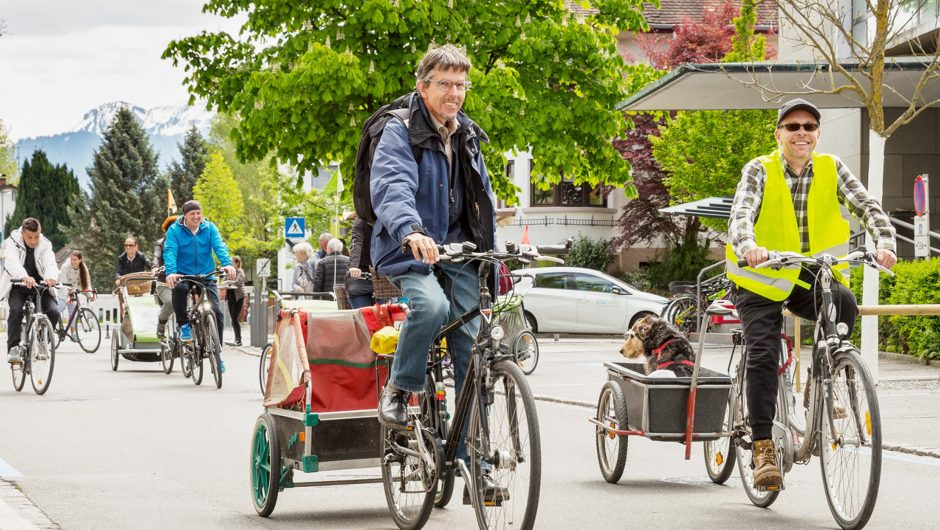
[620,315,696,377]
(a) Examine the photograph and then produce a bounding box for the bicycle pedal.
[757,484,785,492]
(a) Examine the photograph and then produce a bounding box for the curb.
[878,351,940,368]
[531,393,940,460]
[0,480,58,529]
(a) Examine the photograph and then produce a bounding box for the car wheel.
[524,311,538,333]
[629,312,656,329]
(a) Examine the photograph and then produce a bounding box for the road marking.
[0,458,22,479]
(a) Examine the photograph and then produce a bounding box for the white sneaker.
[7,346,23,365]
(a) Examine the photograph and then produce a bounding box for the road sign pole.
[914,174,930,259]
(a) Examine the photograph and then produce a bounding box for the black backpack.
[353,93,423,225]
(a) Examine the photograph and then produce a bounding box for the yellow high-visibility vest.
[726,151,850,301]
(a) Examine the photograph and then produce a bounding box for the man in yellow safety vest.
[726,98,897,488]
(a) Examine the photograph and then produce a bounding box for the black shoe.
[234,339,242,347]
[462,472,510,506]
[378,385,410,430]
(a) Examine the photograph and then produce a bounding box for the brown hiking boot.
[752,439,783,488]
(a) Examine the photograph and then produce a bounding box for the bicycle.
[9,282,57,395]
[172,268,226,389]
[53,284,101,353]
[661,273,731,335]
[381,241,559,530]
[703,250,888,529]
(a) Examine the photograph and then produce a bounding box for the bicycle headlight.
[836,322,849,338]
[490,325,505,341]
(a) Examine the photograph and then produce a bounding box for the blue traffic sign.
[285,217,306,238]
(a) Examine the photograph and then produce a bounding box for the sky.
[0,0,244,140]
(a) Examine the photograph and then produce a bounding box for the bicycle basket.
[370,266,402,300]
[493,295,527,343]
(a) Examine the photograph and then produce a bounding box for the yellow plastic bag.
[370,325,401,355]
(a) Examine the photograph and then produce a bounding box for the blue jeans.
[172,281,225,346]
[390,261,480,462]
[348,293,375,309]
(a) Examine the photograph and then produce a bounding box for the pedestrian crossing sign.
[285,217,305,238]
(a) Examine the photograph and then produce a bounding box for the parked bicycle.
[54,284,101,353]
[170,268,225,389]
[703,250,888,530]
[10,282,57,395]
[381,241,561,530]
[661,272,732,334]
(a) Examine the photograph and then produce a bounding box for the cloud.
[0,1,243,139]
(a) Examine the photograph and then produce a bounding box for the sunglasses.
[777,122,819,132]
[124,243,136,247]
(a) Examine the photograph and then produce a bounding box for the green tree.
[70,107,161,289]
[3,150,80,248]
[168,125,209,205]
[163,0,651,199]
[193,151,246,251]
[0,119,16,184]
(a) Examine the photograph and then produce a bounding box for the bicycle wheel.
[180,343,193,378]
[381,424,441,530]
[110,329,120,371]
[259,343,273,395]
[664,296,697,334]
[160,323,175,375]
[250,413,281,517]
[204,313,223,389]
[512,331,539,375]
[11,353,26,392]
[468,359,541,530]
[595,380,628,484]
[820,348,881,530]
[75,308,102,353]
[29,317,56,395]
[704,392,736,484]
[734,372,781,508]
[190,323,204,385]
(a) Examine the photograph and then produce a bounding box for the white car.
[511,267,668,334]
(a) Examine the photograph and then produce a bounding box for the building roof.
[566,0,777,28]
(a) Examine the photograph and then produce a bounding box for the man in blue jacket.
[164,200,236,373]
[371,45,498,500]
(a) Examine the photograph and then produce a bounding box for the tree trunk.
[861,131,886,383]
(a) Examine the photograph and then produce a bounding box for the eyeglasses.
[124,243,135,247]
[777,122,819,132]
[426,79,472,92]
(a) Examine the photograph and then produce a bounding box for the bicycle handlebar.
[435,240,567,265]
[746,250,894,276]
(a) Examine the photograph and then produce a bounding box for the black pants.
[7,286,61,351]
[734,268,858,441]
[172,282,225,344]
[226,295,244,343]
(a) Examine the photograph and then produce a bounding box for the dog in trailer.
[620,315,696,377]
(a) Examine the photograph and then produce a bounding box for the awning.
[659,197,733,219]
[618,58,940,112]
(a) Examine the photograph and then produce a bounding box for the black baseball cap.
[777,98,821,125]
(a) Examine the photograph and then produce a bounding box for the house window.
[529,178,609,208]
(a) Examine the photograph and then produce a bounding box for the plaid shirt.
[729,152,897,256]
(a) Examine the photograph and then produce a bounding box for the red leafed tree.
[614,1,739,252]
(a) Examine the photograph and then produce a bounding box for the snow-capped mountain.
[16,101,216,190]
[71,100,214,137]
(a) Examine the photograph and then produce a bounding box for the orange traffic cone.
[521,225,530,245]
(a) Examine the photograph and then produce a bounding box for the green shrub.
[642,242,713,293]
[565,235,613,272]
[850,258,940,360]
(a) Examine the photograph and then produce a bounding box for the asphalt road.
[1,336,939,529]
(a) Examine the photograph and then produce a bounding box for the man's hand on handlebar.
[348,267,362,279]
[166,273,181,289]
[21,276,36,289]
[222,265,237,281]
[405,233,440,264]
[875,249,897,270]
[743,246,769,268]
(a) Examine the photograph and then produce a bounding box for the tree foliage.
[168,125,209,206]
[3,150,80,248]
[68,107,162,289]
[642,2,737,68]
[0,119,16,185]
[163,0,651,199]
[194,151,246,251]
[565,234,614,272]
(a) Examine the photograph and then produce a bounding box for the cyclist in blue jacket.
[163,200,236,373]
